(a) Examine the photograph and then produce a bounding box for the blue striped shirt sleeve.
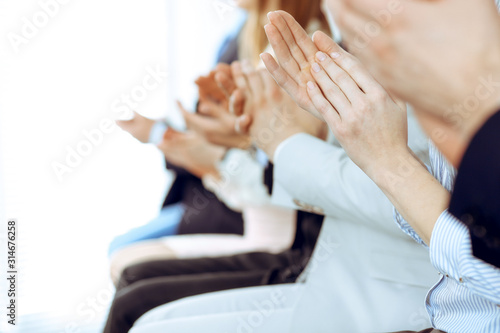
[430,209,500,305]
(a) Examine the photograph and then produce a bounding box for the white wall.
[0,0,243,331]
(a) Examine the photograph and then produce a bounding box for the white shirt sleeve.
[273,132,393,226]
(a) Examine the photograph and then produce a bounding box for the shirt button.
[293,199,306,209]
[472,225,487,238]
[311,205,324,215]
[461,214,474,226]
[459,277,464,283]
[445,274,450,278]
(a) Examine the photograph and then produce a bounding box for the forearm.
[370,149,450,245]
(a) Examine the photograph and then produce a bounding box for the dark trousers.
[103,251,303,333]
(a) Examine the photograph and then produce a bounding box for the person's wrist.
[199,145,226,178]
[367,146,417,192]
[253,127,303,162]
[230,135,253,150]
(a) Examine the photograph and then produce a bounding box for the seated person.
[263,10,500,332]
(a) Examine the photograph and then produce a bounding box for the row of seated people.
[105,2,328,332]
[103,0,500,332]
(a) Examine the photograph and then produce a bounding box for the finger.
[215,71,236,98]
[312,31,382,93]
[310,61,352,113]
[261,52,301,99]
[234,117,242,134]
[194,75,209,86]
[235,114,252,135]
[230,89,246,116]
[306,80,342,126]
[196,75,226,103]
[231,61,249,91]
[275,10,319,62]
[242,63,264,102]
[177,100,199,131]
[176,100,191,116]
[215,63,235,97]
[183,112,220,138]
[215,63,233,78]
[264,23,302,82]
[267,11,308,69]
[314,51,364,104]
[198,100,225,117]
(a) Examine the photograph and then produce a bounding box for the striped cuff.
[430,210,470,281]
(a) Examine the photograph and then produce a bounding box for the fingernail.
[316,51,327,62]
[331,52,340,59]
[312,63,321,73]
[307,81,315,90]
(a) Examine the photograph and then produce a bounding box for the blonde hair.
[239,0,330,66]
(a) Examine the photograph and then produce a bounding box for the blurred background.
[0,0,244,331]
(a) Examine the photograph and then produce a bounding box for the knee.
[117,263,147,289]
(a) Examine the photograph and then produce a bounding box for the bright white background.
[0,0,244,332]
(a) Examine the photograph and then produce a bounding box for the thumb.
[176,100,190,114]
[177,100,194,128]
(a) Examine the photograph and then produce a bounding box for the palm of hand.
[158,130,224,178]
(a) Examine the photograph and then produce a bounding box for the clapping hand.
[157,128,225,179]
[231,60,327,160]
[262,11,408,176]
[305,31,409,177]
[261,11,325,119]
[178,64,252,149]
